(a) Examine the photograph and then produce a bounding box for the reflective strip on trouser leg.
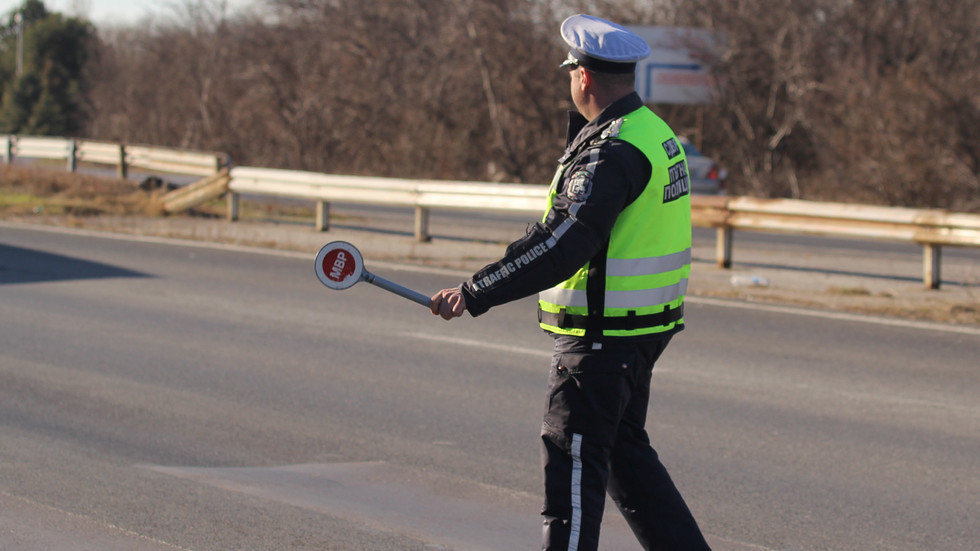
[569,433,583,551]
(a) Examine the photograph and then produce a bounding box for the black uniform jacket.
[461,93,653,317]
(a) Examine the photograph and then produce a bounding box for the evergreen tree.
[0,72,40,132]
[26,61,71,134]
[0,0,92,135]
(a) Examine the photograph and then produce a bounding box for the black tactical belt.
[538,304,684,331]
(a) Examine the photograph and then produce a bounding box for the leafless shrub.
[80,0,979,210]
[83,0,568,183]
[672,0,979,210]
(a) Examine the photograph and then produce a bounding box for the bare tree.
[81,0,979,210]
[673,0,979,209]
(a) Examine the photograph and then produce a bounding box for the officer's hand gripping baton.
[314,241,430,307]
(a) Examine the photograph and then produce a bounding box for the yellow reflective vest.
[537,106,692,338]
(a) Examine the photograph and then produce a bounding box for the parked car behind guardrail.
[680,138,727,195]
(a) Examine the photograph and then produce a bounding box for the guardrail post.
[717,227,733,268]
[2,135,10,163]
[924,244,941,290]
[4,135,14,163]
[315,201,330,231]
[67,139,78,172]
[227,191,240,222]
[118,144,128,179]
[415,206,431,242]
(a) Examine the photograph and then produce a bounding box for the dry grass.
[828,286,873,296]
[0,164,318,223]
[0,165,164,217]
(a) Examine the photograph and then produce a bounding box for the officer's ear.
[578,67,594,92]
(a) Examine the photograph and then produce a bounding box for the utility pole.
[14,12,23,77]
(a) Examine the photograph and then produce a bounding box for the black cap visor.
[559,50,636,74]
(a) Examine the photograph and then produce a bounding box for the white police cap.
[559,14,651,74]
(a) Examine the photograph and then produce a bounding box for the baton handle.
[363,271,431,307]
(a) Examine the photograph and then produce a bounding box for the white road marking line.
[0,489,193,551]
[686,295,980,336]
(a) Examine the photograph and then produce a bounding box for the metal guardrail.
[691,196,980,289]
[225,166,980,289]
[226,167,544,241]
[2,134,229,178]
[4,135,977,289]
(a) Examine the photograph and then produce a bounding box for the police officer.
[431,14,711,551]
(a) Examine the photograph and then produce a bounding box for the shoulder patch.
[600,117,625,140]
[663,161,690,203]
[564,170,594,203]
[662,138,681,159]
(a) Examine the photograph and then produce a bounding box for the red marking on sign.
[323,249,356,282]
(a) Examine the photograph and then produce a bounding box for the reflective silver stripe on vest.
[585,147,601,174]
[606,248,692,277]
[539,279,688,309]
[546,216,575,249]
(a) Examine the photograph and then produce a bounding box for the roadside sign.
[627,26,724,104]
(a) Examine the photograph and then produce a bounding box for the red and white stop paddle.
[314,241,430,307]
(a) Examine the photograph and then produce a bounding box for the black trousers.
[540,335,710,551]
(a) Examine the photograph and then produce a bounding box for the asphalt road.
[1,225,977,550]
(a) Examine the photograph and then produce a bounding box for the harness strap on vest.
[538,304,684,331]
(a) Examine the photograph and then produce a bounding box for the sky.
[0,0,254,26]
